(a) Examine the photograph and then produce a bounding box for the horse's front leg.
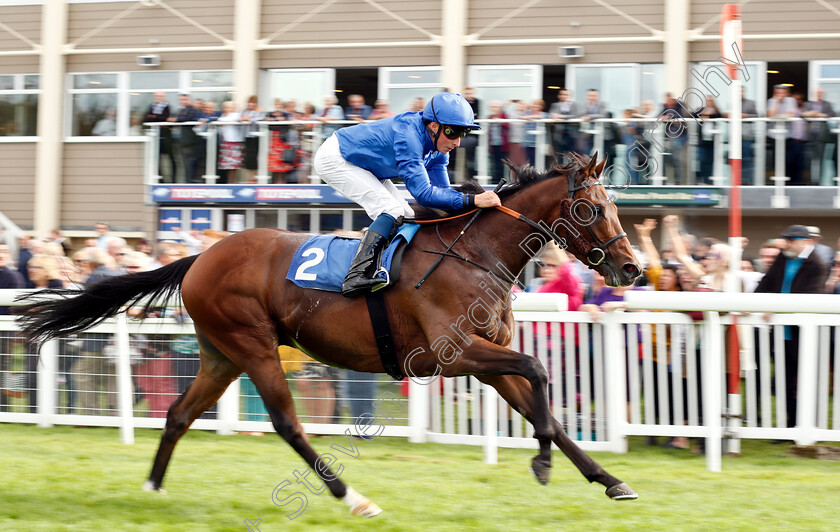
[443,336,557,484]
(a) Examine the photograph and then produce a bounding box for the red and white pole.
[722,3,743,455]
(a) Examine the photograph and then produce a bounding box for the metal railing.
[142,116,840,192]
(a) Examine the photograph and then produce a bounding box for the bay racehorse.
[17,153,642,516]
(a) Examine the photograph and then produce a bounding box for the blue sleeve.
[393,120,465,210]
[427,153,451,188]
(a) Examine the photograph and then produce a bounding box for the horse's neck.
[474,178,569,281]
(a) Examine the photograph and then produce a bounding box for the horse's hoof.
[529,456,551,485]
[605,482,638,500]
[343,487,382,517]
[141,480,166,494]
[350,500,383,517]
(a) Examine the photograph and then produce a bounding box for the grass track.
[2,424,838,531]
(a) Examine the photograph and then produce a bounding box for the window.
[379,67,443,114]
[0,74,39,137]
[467,65,542,117]
[268,69,335,113]
[68,70,234,138]
[567,64,640,118]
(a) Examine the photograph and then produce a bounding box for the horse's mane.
[411,153,591,221]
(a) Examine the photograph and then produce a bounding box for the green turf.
[2,424,837,531]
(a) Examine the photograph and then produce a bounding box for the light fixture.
[781,83,794,87]
[766,70,780,74]
[547,85,561,89]
[643,72,655,75]
[334,89,344,93]
[192,79,203,83]
[89,81,101,85]
[409,75,421,79]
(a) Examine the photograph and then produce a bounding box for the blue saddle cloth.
[285,224,420,292]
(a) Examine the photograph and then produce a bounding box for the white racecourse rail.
[1,290,838,472]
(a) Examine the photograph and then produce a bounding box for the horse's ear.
[594,157,607,177]
[502,158,517,182]
[584,152,598,175]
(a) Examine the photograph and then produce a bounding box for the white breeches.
[313,134,414,221]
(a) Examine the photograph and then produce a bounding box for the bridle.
[562,169,628,266]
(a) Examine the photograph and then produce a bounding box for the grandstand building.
[0,0,838,250]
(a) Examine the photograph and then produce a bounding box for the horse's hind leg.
[144,334,242,492]
[477,374,638,500]
[244,355,382,517]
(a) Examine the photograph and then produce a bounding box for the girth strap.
[364,291,404,381]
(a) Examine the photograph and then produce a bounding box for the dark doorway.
[765,62,809,100]
[335,68,378,109]
[542,64,567,107]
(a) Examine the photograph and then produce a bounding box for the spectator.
[802,87,836,185]
[345,94,372,122]
[148,242,184,270]
[520,99,548,167]
[194,100,220,179]
[17,235,42,288]
[241,95,265,183]
[577,89,607,155]
[135,238,153,256]
[486,100,509,184]
[171,94,202,183]
[266,98,298,184]
[145,91,176,182]
[216,101,244,184]
[536,243,583,310]
[91,108,117,136]
[74,247,122,415]
[47,228,70,256]
[825,251,840,294]
[171,227,202,256]
[549,88,579,162]
[367,99,394,120]
[458,87,481,180]
[317,94,345,137]
[787,93,808,184]
[0,242,24,309]
[766,85,798,179]
[698,96,723,183]
[807,226,834,266]
[757,241,782,273]
[724,86,758,184]
[755,224,827,430]
[408,97,425,112]
[507,100,528,166]
[660,93,690,185]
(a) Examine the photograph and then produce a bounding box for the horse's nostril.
[622,263,639,277]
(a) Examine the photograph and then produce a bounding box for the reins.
[411,165,630,288]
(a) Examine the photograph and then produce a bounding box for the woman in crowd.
[216,101,244,184]
[241,95,266,183]
[267,98,297,183]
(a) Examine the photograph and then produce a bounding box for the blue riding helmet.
[422,93,481,130]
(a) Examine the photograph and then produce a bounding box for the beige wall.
[0,5,40,53]
[66,51,233,73]
[0,143,37,229]
[67,1,233,49]
[60,142,153,232]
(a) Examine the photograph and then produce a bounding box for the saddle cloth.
[285,224,420,292]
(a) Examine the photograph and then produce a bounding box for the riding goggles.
[442,125,470,139]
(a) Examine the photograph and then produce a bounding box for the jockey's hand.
[475,191,502,208]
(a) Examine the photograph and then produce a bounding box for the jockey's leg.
[341,213,394,296]
[313,134,408,296]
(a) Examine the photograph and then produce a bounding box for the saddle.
[285,224,420,293]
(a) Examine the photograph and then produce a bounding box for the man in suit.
[146,91,176,182]
[755,224,827,429]
[802,88,836,184]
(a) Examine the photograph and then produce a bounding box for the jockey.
[313,92,502,296]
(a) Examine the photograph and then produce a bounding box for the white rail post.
[603,311,628,453]
[795,322,819,445]
[482,381,498,464]
[216,376,240,435]
[256,122,270,184]
[37,338,58,428]
[710,120,727,187]
[769,119,789,208]
[535,121,547,171]
[204,125,218,184]
[702,311,722,472]
[408,377,429,443]
[115,315,135,445]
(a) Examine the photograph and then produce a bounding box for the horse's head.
[505,154,641,287]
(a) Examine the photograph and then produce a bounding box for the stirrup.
[369,266,390,292]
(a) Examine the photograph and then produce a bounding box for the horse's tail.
[14,254,200,343]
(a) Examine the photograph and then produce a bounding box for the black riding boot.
[341,230,388,297]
